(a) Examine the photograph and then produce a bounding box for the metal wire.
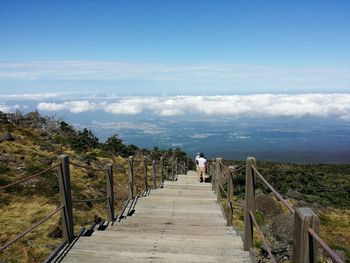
[249,210,277,263]
[234,202,246,208]
[219,162,229,169]
[218,183,228,197]
[72,197,108,203]
[233,165,246,173]
[308,228,345,263]
[0,163,60,191]
[112,165,128,175]
[69,161,106,172]
[0,205,64,252]
[252,165,295,215]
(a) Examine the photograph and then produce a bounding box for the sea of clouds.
[32,94,350,120]
[1,93,350,121]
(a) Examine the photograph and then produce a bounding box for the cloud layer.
[36,94,350,120]
[0,61,349,93]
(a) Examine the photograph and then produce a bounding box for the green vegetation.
[0,111,189,263]
[1,111,349,262]
[223,159,350,262]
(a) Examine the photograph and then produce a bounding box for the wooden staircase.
[60,171,251,263]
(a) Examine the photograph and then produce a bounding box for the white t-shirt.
[195,155,200,163]
[197,157,207,168]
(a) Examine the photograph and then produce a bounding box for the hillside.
[0,111,189,263]
[222,159,350,262]
[0,111,349,262]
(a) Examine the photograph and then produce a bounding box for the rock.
[334,250,346,262]
[271,213,294,244]
[256,194,284,219]
[295,200,324,215]
[47,226,62,239]
[289,190,303,200]
[0,153,17,163]
[39,157,53,166]
[0,133,15,143]
[79,155,91,165]
[16,166,27,172]
[39,143,54,152]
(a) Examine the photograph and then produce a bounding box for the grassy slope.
[0,124,133,262]
[1,122,349,262]
[223,160,350,262]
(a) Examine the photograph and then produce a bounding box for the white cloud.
[0,104,28,112]
[0,61,349,92]
[0,104,11,112]
[38,100,97,113]
[78,121,164,135]
[0,93,60,100]
[230,132,250,140]
[35,94,350,121]
[37,102,66,111]
[191,134,214,139]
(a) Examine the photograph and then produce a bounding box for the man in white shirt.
[196,153,207,183]
[195,152,200,174]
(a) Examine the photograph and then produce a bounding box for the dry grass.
[0,196,62,263]
[222,195,350,262]
[319,209,350,261]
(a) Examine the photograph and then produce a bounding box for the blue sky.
[0,0,349,94]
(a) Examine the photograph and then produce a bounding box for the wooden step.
[61,171,251,263]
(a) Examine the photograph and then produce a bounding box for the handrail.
[211,156,343,263]
[69,161,106,172]
[0,205,64,252]
[219,162,229,169]
[0,153,179,260]
[308,228,345,263]
[249,210,277,263]
[0,163,60,191]
[73,197,108,203]
[219,162,245,173]
[233,165,246,173]
[217,182,228,197]
[251,165,295,215]
[111,163,126,172]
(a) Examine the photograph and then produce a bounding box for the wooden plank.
[63,251,251,263]
[61,171,251,263]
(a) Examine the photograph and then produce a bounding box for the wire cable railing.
[249,210,277,263]
[308,228,345,263]
[0,163,60,191]
[69,161,106,172]
[0,153,184,262]
[252,165,295,215]
[209,156,345,263]
[0,204,64,253]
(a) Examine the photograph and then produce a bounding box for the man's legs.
[199,167,205,182]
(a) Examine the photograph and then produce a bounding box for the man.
[196,153,207,183]
[195,152,200,174]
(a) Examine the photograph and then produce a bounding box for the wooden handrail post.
[292,208,320,263]
[211,159,216,191]
[160,157,164,183]
[186,158,190,174]
[152,160,157,188]
[175,157,178,176]
[166,165,169,180]
[244,156,256,251]
[215,158,222,202]
[143,157,148,191]
[128,156,134,199]
[105,164,115,221]
[227,166,234,226]
[172,162,175,181]
[57,154,74,243]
